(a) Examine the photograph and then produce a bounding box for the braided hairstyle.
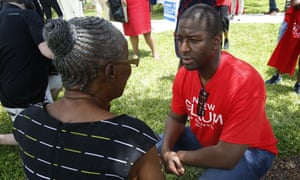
[43,16,127,91]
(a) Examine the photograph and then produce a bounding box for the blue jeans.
[157,127,276,180]
[269,0,279,11]
[278,21,288,41]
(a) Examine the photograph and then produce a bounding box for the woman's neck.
[64,90,110,111]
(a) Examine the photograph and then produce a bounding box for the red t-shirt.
[284,5,294,23]
[172,51,278,155]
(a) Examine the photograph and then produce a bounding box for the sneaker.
[293,82,300,95]
[223,39,229,49]
[265,74,282,84]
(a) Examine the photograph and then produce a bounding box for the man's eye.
[175,37,183,42]
[188,38,202,43]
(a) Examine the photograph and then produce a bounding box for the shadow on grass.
[265,83,300,157]
[159,74,175,82]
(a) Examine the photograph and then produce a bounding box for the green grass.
[243,0,285,14]
[1,0,299,179]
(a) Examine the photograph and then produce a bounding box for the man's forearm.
[177,141,248,169]
[161,116,186,155]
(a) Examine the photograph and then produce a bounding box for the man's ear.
[104,64,115,79]
[213,33,222,50]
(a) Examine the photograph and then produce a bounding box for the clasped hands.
[162,151,185,176]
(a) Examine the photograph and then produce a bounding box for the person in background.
[92,0,109,19]
[0,0,54,145]
[158,4,278,179]
[118,0,160,60]
[39,0,63,20]
[13,16,165,179]
[264,0,280,15]
[266,0,300,95]
[231,0,244,20]
[265,0,291,85]
[59,0,84,20]
[215,0,231,49]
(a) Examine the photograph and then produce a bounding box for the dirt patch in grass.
[261,155,300,180]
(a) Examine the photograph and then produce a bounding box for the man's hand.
[163,151,185,176]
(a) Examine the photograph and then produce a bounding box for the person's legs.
[199,149,275,180]
[93,0,102,17]
[39,0,52,19]
[265,70,282,84]
[143,32,160,60]
[293,60,300,95]
[49,0,63,18]
[238,0,244,16]
[220,6,230,49]
[100,0,110,20]
[223,31,229,49]
[278,21,288,41]
[231,0,237,17]
[156,127,201,153]
[265,21,288,85]
[32,0,44,18]
[129,36,139,57]
[269,0,279,12]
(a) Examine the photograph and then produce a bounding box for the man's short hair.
[180,4,223,36]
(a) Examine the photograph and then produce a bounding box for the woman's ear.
[104,64,115,79]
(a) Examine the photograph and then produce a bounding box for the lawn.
[1,0,299,179]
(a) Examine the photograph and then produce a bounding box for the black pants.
[215,5,230,33]
[39,0,63,19]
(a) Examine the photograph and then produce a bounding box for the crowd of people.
[0,0,299,179]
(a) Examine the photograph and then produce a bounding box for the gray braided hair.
[43,16,127,91]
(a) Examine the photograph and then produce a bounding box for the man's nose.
[179,39,191,53]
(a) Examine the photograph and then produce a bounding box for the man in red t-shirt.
[158,4,278,179]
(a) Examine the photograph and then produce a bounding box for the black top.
[13,103,159,180]
[0,4,49,108]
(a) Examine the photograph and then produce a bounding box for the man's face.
[176,18,217,70]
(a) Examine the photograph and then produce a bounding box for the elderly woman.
[13,16,164,179]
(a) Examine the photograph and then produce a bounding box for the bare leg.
[129,36,139,57]
[143,32,160,60]
[0,134,17,145]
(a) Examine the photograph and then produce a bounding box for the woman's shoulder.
[108,114,159,143]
